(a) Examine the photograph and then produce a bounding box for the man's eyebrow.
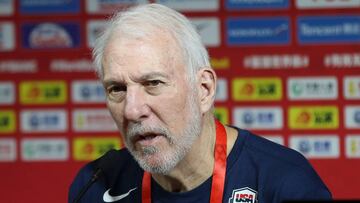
[102,72,169,86]
[102,79,124,87]
[138,72,169,81]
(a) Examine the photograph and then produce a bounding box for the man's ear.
[197,67,217,113]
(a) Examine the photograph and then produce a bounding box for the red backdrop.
[0,0,360,202]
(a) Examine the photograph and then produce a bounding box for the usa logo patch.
[229,187,258,203]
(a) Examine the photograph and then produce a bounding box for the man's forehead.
[102,33,185,76]
[101,54,183,84]
[105,30,179,61]
[108,26,175,47]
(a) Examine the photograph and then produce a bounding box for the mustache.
[126,122,172,140]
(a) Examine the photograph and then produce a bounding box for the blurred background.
[0,0,360,202]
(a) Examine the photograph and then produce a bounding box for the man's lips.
[132,133,164,146]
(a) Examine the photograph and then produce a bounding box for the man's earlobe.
[198,68,217,113]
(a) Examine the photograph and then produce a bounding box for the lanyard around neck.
[141,120,227,203]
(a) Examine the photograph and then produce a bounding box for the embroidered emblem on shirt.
[103,187,137,202]
[228,187,258,203]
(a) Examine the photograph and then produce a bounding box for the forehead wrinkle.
[103,29,185,83]
[102,66,124,85]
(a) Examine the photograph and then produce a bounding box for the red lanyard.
[142,120,227,203]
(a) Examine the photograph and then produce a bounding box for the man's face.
[101,31,202,174]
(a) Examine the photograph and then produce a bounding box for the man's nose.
[124,87,150,122]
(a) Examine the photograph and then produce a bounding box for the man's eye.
[145,80,163,87]
[106,85,126,102]
[108,85,126,93]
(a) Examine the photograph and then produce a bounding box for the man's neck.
[151,117,238,193]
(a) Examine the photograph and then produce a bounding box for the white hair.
[92,3,211,81]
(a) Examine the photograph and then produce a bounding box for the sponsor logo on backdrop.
[215,78,227,101]
[73,137,120,161]
[87,20,106,48]
[0,0,13,16]
[0,22,15,51]
[86,0,149,14]
[344,76,360,99]
[226,0,288,10]
[289,135,339,158]
[21,138,68,161]
[232,77,282,101]
[72,109,117,132]
[324,53,360,68]
[0,138,16,161]
[244,54,309,69]
[20,0,80,14]
[50,59,95,72]
[227,17,290,46]
[229,187,258,203]
[190,17,220,47]
[296,0,360,9]
[0,110,16,133]
[262,135,284,145]
[214,107,229,124]
[22,22,80,49]
[20,109,67,133]
[233,106,283,129]
[155,0,219,11]
[298,16,360,44]
[345,135,360,158]
[288,77,338,100]
[0,60,38,73]
[210,57,230,69]
[19,80,67,105]
[72,80,106,103]
[288,106,339,129]
[345,106,360,129]
[0,82,15,105]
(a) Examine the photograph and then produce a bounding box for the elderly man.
[69,3,331,203]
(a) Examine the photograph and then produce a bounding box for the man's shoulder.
[233,128,331,199]
[231,128,326,182]
[238,129,311,170]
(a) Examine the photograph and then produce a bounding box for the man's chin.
[137,157,174,174]
[126,141,188,174]
[128,149,178,174]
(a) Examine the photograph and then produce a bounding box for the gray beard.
[124,93,202,174]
